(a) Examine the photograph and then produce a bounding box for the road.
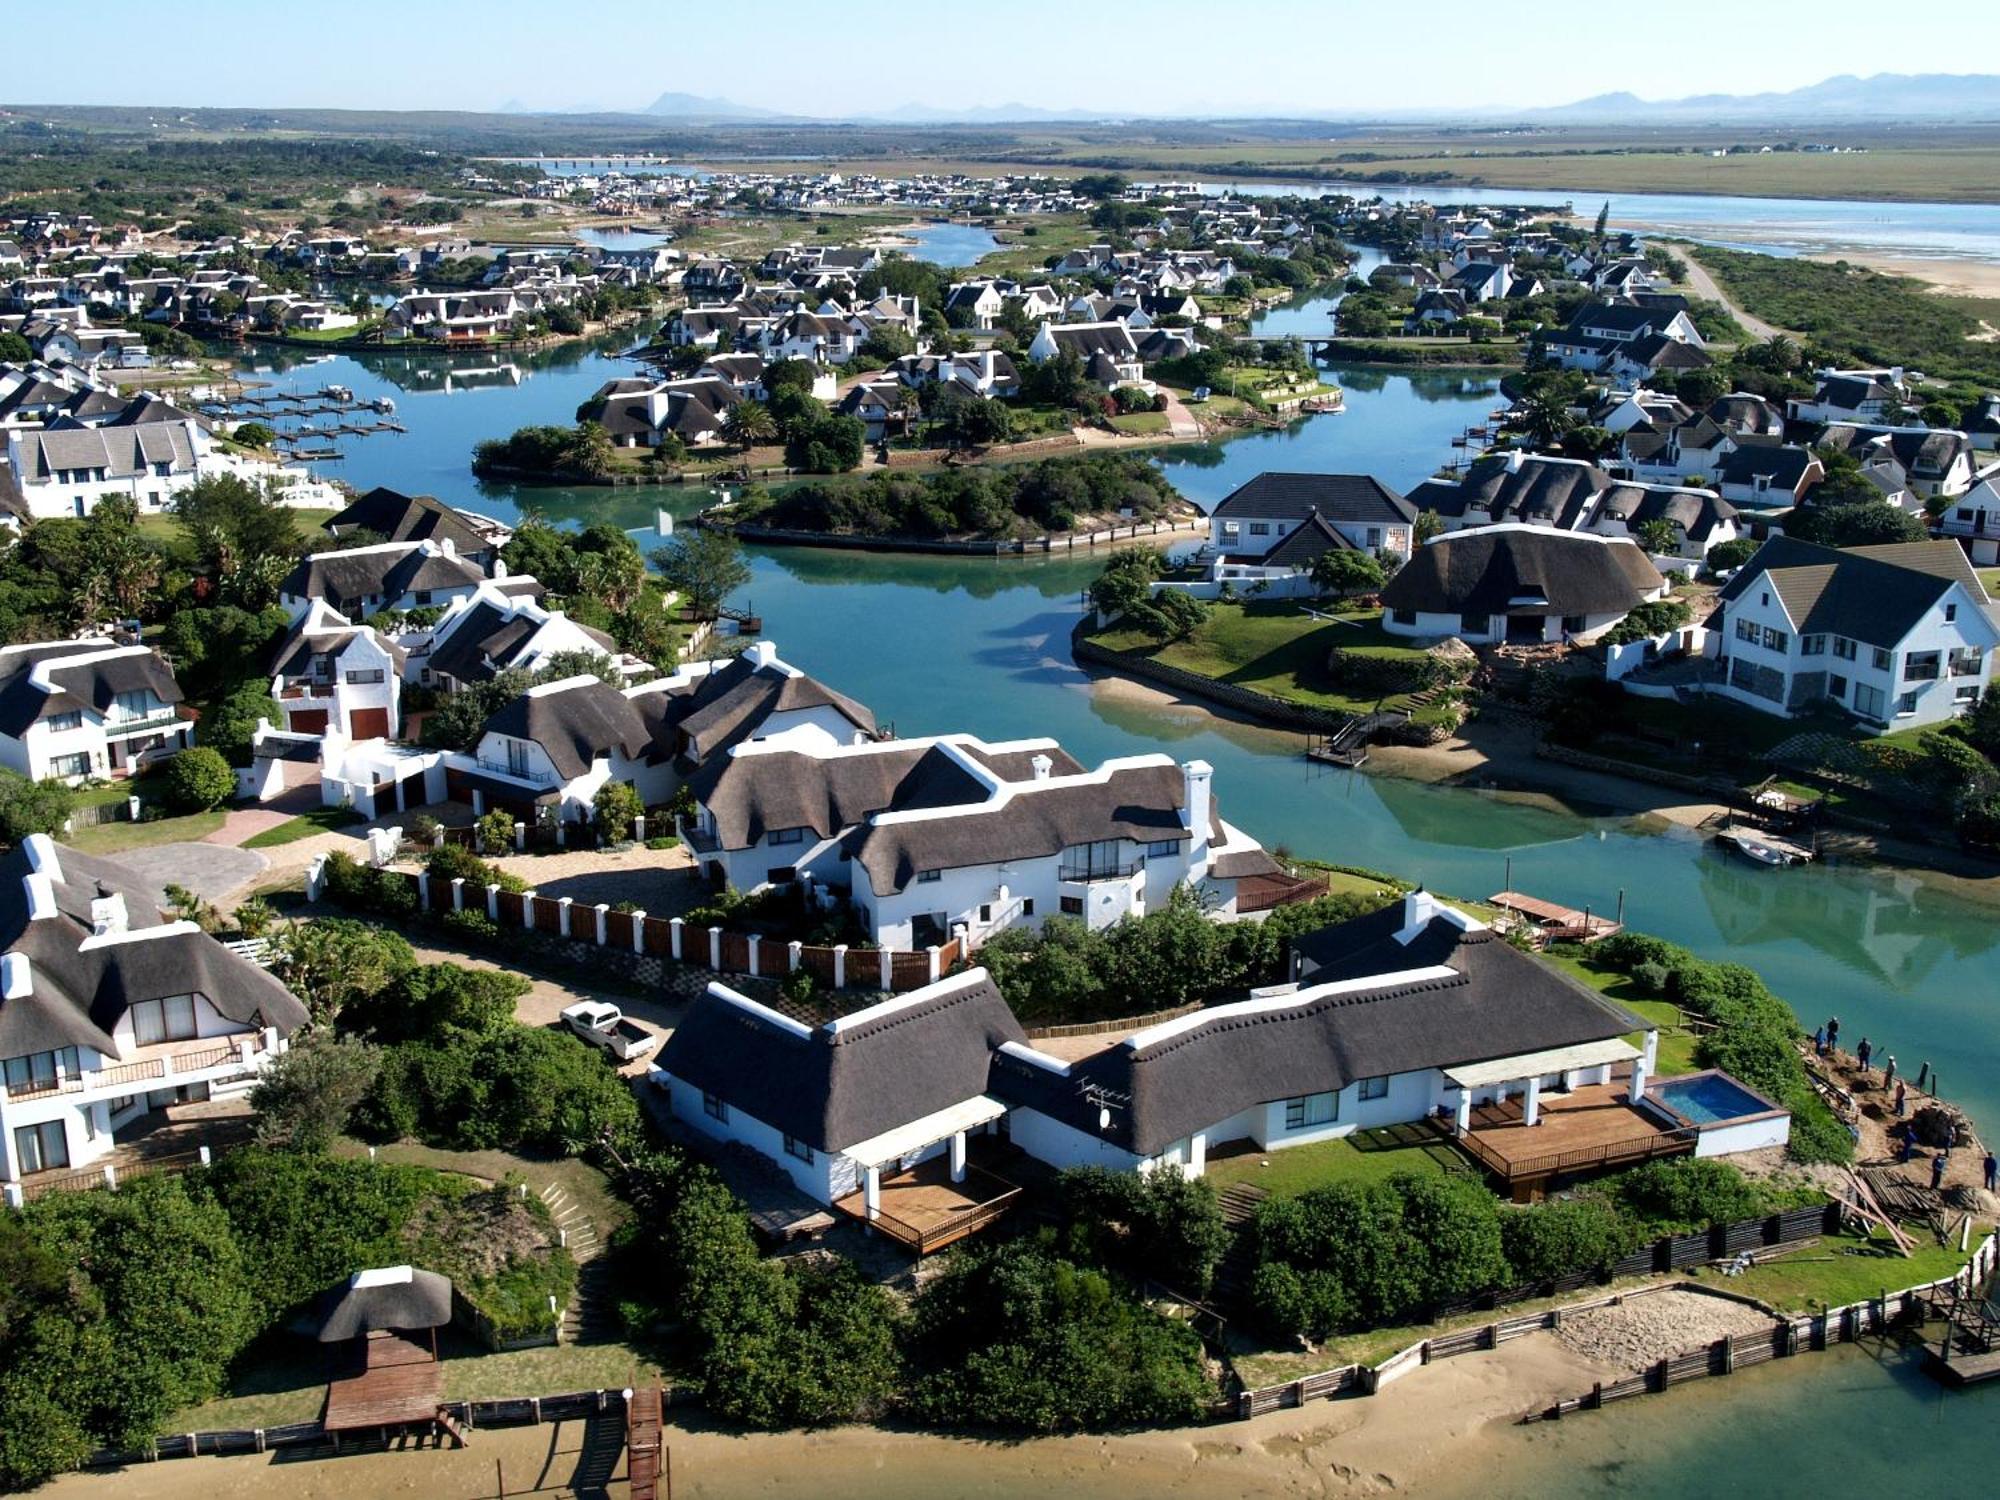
[1663,244,1786,342]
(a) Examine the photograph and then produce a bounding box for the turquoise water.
[1651,1073,1769,1125]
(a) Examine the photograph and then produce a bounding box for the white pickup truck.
[560,1001,660,1063]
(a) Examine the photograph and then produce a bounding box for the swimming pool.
[1649,1072,1778,1126]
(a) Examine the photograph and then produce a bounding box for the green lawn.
[334,1140,631,1237]
[170,1336,663,1432]
[134,506,338,542]
[1720,1229,1973,1313]
[1204,1125,1467,1201]
[1545,952,1703,1076]
[1979,567,2000,596]
[1090,600,1440,718]
[66,811,226,854]
[241,808,364,847]
[1107,410,1169,435]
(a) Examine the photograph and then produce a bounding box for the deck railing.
[1449,1118,1695,1184]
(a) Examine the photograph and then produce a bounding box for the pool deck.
[1449,1078,1694,1198]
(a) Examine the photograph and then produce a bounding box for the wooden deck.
[1489,890,1622,943]
[832,1157,1022,1255]
[1448,1081,1693,1197]
[323,1332,445,1435]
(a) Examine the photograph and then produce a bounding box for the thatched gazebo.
[314,1266,465,1447]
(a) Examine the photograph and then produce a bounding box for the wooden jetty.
[1925,1273,2000,1386]
[1488,890,1622,944]
[627,1385,664,1500]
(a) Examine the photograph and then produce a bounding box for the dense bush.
[426,841,528,893]
[1249,1172,1508,1339]
[0,770,74,843]
[733,453,1184,539]
[365,1024,638,1156]
[1609,1158,1782,1236]
[978,882,1394,1024]
[1499,1196,1632,1284]
[1055,1166,1231,1296]
[905,1240,1212,1432]
[619,1151,903,1428]
[471,421,615,481]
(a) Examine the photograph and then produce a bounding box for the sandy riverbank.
[1809,252,2000,300]
[43,1331,1624,1500]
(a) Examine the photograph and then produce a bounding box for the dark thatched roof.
[1381,528,1662,618]
[313,1267,454,1342]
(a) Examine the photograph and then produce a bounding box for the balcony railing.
[472,756,557,787]
[1059,858,1146,883]
[1951,655,1986,677]
[0,1035,267,1103]
[101,707,182,735]
[1904,662,1941,682]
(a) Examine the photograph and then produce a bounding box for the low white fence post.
[451,877,465,911]
[833,944,849,989]
[630,910,647,954]
[558,896,573,937]
[486,882,501,921]
[594,904,609,945]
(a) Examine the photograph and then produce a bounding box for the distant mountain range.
[497,71,2000,127]
[1521,73,2000,123]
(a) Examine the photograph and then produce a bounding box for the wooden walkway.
[627,1385,663,1500]
[1489,890,1622,943]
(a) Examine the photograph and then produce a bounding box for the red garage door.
[350,707,391,740]
[287,709,329,735]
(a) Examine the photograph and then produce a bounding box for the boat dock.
[1488,890,1622,944]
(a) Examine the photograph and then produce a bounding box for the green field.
[1089,600,1451,721]
[66,811,226,854]
[241,808,363,848]
[1546,952,1704,1076]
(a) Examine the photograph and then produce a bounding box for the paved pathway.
[1663,244,1786,342]
[1159,387,1202,439]
[113,843,269,906]
[203,807,296,845]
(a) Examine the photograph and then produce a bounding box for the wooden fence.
[1023,1001,1203,1040]
[1520,1232,1999,1423]
[1228,1204,1842,1419]
[319,861,968,994]
[97,1384,696,1469]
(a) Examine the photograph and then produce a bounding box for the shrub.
[427,841,527,893]
[0,771,76,842]
[249,1034,382,1152]
[1632,961,1671,995]
[160,746,236,812]
[1609,1159,1767,1236]
[1055,1167,1231,1296]
[1500,1197,1632,1284]
[594,780,644,843]
[906,1240,1212,1432]
[477,808,517,851]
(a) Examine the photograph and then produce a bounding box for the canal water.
[239,304,2000,1496]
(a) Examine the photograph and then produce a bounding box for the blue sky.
[10,0,2000,117]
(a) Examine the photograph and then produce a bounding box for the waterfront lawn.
[168,1333,665,1434]
[134,507,339,542]
[1107,410,1169,435]
[241,807,364,848]
[1090,601,1445,719]
[1204,1125,1466,1202]
[1546,952,1702,1076]
[1713,1229,1973,1314]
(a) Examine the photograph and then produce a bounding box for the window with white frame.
[44,710,83,733]
[702,1092,729,1123]
[766,826,806,846]
[130,994,197,1046]
[1762,626,1789,652]
[1834,637,1856,661]
[917,868,941,883]
[1283,1091,1338,1130]
[1144,839,1180,859]
[1357,1075,1390,1101]
[1801,635,1826,656]
[1873,647,1893,672]
[783,1135,813,1163]
[1853,683,1886,719]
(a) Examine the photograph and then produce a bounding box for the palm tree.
[1518,389,1575,451]
[721,402,776,452]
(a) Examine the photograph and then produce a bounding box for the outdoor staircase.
[1211,1182,1270,1306]
[541,1182,617,1344]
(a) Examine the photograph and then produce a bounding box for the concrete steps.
[542,1182,614,1343]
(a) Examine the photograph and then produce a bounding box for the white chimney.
[1,952,30,1000]
[749,640,778,668]
[22,873,57,922]
[490,557,508,581]
[439,536,456,558]
[1182,759,1213,859]
[21,832,62,887]
[1396,887,1438,945]
[89,891,128,938]
[1031,753,1053,781]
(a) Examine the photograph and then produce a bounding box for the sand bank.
[44,1332,1623,1500]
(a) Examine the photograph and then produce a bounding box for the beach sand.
[1816,253,2000,300]
[42,1334,1623,1500]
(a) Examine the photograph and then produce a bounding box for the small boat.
[1716,827,1814,867]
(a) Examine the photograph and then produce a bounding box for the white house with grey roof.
[650,892,1687,1228]
[1205,472,1417,593]
[0,639,189,783]
[682,712,1285,950]
[1382,526,1668,646]
[278,538,495,623]
[0,837,308,1189]
[267,600,403,743]
[1706,537,1997,730]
